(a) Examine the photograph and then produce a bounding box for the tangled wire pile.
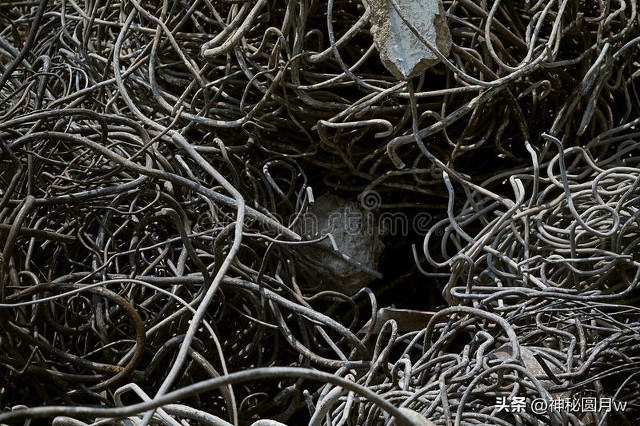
[1,0,640,424]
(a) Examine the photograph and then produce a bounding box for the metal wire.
[1,0,639,424]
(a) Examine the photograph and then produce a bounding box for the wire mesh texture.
[0,0,639,424]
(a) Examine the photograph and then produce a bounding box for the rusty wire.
[1,0,640,424]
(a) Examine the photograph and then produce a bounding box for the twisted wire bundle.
[321,302,640,425]
[425,132,640,310]
[1,0,640,424]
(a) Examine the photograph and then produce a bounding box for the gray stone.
[296,194,384,295]
[368,0,452,79]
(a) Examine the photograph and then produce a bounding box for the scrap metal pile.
[1,0,639,424]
